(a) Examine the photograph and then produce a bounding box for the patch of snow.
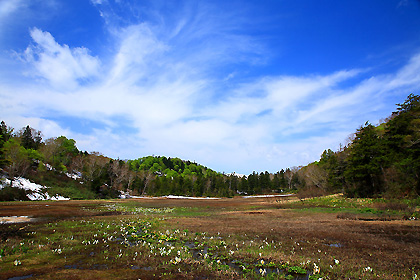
[0,177,70,201]
[66,172,82,180]
[162,195,220,200]
[226,173,247,178]
[119,193,221,200]
[44,163,53,171]
[242,194,295,198]
[0,216,37,224]
[50,194,70,200]
[119,191,130,199]
[1,177,44,192]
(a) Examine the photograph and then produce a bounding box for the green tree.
[41,136,78,171]
[0,121,14,167]
[319,149,346,192]
[345,122,384,197]
[2,139,30,185]
[19,125,42,150]
[383,93,420,195]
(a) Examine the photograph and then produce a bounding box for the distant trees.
[1,93,419,200]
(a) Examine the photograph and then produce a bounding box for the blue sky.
[1,0,420,174]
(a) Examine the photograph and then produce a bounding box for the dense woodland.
[1,94,419,200]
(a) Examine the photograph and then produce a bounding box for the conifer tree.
[345,122,384,197]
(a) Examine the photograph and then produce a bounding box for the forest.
[0,93,419,200]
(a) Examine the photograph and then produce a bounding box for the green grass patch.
[282,195,419,219]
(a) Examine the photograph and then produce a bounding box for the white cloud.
[0,0,22,19]
[90,0,104,5]
[22,28,100,90]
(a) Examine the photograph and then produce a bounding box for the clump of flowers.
[171,256,181,265]
[259,268,266,276]
[364,266,373,272]
[313,263,320,274]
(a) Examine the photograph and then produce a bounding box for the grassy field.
[0,195,419,279]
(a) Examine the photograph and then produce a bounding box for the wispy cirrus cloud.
[0,0,23,19]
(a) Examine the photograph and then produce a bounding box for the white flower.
[364,266,373,272]
[313,263,320,274]
[334,259,339,265]
[14,259,21,266]
[259,268,266,276]
[260,259,265,265]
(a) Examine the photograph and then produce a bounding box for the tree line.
[0,123,295,199]
[295,93,420,198]
[1,93,419,199]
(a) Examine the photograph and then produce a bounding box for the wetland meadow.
[0,195,419,280]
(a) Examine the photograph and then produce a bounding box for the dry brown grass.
[160,197,420,279]
[0,196,419,279]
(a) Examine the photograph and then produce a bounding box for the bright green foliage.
[2,139,30,180]
[26,148,44,162]
[129,156,211,177]
[43,136,79,170]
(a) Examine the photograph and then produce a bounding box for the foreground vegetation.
[0,195,419,279]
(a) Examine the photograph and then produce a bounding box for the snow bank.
[242,194,295,198]
[119,194,294,200]
[0,177,70,201]
[118,192,220,200]
[162,195,220,200]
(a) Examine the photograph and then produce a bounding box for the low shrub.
[0,186,30,201]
